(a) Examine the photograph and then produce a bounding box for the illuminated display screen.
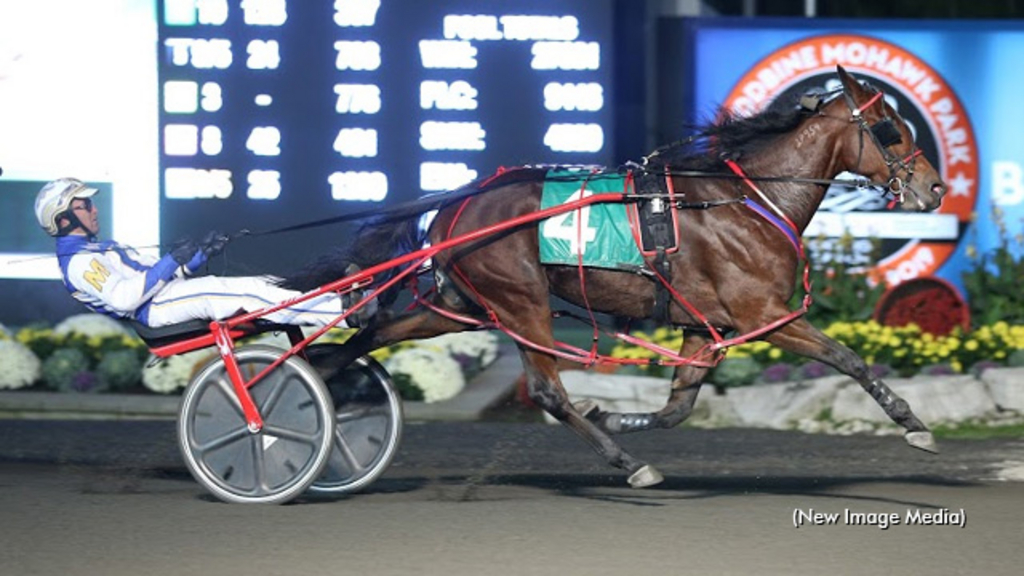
[0,0,158,281]
[158,0,614,273]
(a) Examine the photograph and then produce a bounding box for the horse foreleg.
[765,317,938,453]
[518,347,664,488]
[582,333,710,434]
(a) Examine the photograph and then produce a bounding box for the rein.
[658,168,888,190]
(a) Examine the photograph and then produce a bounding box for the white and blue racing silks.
[56,236,204,324]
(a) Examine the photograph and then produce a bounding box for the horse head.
[833,65,947,212]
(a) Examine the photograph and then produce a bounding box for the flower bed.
[609,321,1024,388]
[6,317,148,393]
[0,315,499,404]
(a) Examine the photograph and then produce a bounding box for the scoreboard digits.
[158,0,613,269]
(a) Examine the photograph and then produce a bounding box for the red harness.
[416,165,814,370]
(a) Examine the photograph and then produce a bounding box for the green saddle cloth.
[538,169,643,269]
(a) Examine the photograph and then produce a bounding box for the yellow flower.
[964,340,979,351]
[749,341,771,353]
[665,337,684,351]
[369,347,392,362]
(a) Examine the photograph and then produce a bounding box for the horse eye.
[871,119,903,147]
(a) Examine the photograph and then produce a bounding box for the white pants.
[143,275,348,328]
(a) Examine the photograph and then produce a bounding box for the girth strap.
[652,248,671,325]
[635,168,680,325]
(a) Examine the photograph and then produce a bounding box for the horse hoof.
[573,399,599,418]
[627,465,664,488]
[905,431,939,454]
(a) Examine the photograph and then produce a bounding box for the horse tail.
[278,214,427,293]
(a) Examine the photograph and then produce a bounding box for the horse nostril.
[932,183,947,196]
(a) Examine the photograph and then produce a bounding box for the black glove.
[200,230,230,258]
[170,238,199,266]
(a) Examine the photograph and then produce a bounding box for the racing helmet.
[34,178,99,236]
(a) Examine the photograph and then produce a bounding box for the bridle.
[840,88,924,204]
[641,87,925,198]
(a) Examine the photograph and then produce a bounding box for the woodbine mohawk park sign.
[722,34,978,288]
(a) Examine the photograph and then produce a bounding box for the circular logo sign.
[724,34,978,287]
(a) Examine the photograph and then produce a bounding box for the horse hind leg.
[766,317,938,453]
[520,347,664,488]
[436,230,662,485]
[581,334,710,435]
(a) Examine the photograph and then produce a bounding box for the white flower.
[142,349,218,394]
[54,313,130,338]
[384,347,465,403]
[0,340,42,390]
[0,322,12,340]
[415,331,499,368]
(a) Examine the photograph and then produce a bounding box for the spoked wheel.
[177,345,334,504]
[304,347,403,495]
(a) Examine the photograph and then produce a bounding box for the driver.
[35,177,375,329]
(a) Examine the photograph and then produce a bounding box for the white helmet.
[35,178,99,236]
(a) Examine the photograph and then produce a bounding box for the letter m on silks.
[83,259,111,291]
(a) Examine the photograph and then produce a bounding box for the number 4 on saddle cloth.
[538,169,680,270]
[539,168,680,323]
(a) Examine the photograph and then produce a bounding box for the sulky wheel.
[304,347,403,495]
[177,345,335,504]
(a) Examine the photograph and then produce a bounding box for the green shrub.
[41,348,96,393]
[962,208,1024,327]
[97,349,144,391]
[798,234,886,326]
[390,372,424,401]
[709,356,761,387]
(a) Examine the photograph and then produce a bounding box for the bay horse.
[284,66,947,487]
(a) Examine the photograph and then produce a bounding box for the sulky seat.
[126,318,301,349]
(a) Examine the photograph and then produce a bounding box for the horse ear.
[836,65,870,102]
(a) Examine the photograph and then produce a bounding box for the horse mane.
[650,94,814,171]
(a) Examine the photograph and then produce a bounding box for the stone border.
[551,366,1024,432]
